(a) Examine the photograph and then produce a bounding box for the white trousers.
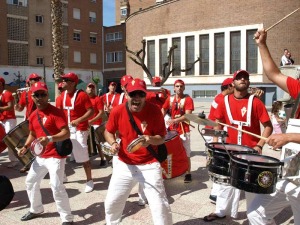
[70,130,89,163]
[181,132,191,157]
[25,157,73,222]
[247,179,300,225]
[105,158,172,225]
[1,119,18,162]
[215,184,241,218]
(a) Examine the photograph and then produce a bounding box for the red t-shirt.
[29,104,68,159]
[162,95,194,134]
[55,94,62,109]
[89,95,103,125]
[57,90,93,131]
[102,92,120,108]
[146,91,168,109]
[287,77,300,119]
[214,94,270,147]
[106,102,166,165]
[19,90,36,119]
[206,93,225,129]
[0,90,16,120]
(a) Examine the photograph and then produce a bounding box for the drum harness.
[63,89,80,133]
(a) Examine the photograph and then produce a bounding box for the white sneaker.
[85,180,94,193]
[138,198,148,206]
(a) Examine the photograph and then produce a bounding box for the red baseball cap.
[28,73,41,80]
[222,78,233,86]
[174,79,185,86]
[109,82,117,86]
[126,78,147,93]
[61,72,79,84]
[87,82,95,88]
[58,82,63,89]
[152,76,161,83]
[31,81,48,93]
[233,70,249,80]
[0,77,5,85]
[120,75,133,87]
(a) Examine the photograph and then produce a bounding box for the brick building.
[116,0,300,105]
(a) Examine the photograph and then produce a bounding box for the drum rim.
[231,153,282,167]
[127,136,145,151]
[207,142,257,153]
[3,120,29,139]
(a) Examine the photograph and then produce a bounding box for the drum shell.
[206,142,258,177]
[230,153,282,194]
[3,121,34,166]
[94,122,106,144]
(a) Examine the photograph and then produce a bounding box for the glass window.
[186,36,195,75]
[106,33,114,42]
[115,32,122,40]
[36,57,43,65]
[90,33,97,44]
[159,39,168,76]
[106,52,123,63]
[36,38,43,47]
[121,8,127,16]
[73,32,81,41]
[73,8,80,20]
[147,40,155,76]
[89,11,96,23]
[35,15,43,23]
[172,37,181,76]
[200,34,209,75]
[74,51,81,63]
[247,30,257,73]
[90,53,97,64]
[214,33,224,74]
[193,90,217,98]
[230,31,241,73]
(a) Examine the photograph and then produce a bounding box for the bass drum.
[0,124,7,153]
[230,153,283,194]
[3,121,35,167]
[161,131,188,179]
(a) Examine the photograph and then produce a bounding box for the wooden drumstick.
[217,121,267,140]
[253,7,300,39]
[183,121,195,128]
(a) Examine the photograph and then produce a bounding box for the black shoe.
[99,159,107,167]
[21,211,43,221]
[209,195,217,202]
[184,174,192,183]
[62,222,73,225]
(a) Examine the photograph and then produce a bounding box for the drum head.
[30,140,44,156]
[100,142,117,156]
[207,142,256,153]
[127,137,145,153]
[232,153,282,166]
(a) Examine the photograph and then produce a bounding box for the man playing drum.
[104,78,172,225]
[56,72,94,193]
[162,79,194,183]
[102,81,120,117]
[203,70,273,222]
[18,82,73,224]
[245,28,300,225]
[0,76,19,167]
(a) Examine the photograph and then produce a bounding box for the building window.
[115,32,122,40]
[147,40,155,76]
[106,51,123,63]
[74,51,81,63]
[90,33,97,44]
[193,90,217,98]
[9,0,26,6]
[89,11,96,23]
[35,15,43,23]
[172,37,181,76]
[73,31,81,41]
[121,8,127,16]
[200,34,209,75]
[214,33,224,74]
[36,38,43,47]
[36,57,44,65]
[106,32,122,42]
[247,29,257,73]
[230,31,241,73]
[159,39,168,76]
[91,0,96,2]
[73,8,80,20]
[90,53,97,64]
[186,36,195,75]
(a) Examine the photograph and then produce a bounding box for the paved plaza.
[0,102,294,224]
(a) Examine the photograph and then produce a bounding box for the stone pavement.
[0,102,294,225]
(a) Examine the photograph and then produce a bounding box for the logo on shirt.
[241,106,247,117]
[43,116,47,125]
[141,121,147,133]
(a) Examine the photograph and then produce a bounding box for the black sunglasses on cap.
[128,91,146,98]
[30,78,41,81]
[62,78,74,83]
[32,93,48,98]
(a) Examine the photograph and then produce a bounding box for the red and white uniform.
[146,89,170,109]
[102,92,120,111]
[19,90,36,119]
[105,102,172,224]
[206,93,225,129]
[26,104,73,222]
[89,95,104,126]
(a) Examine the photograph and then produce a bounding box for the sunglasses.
[128,91,146,98]
[30,78,41,81]
[62,79,74,83]
[32,93,48,98]
[175,85,184,88]
[234,76,249,81]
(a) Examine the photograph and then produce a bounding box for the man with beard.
[203,70,272,222]
[104,78,172,225]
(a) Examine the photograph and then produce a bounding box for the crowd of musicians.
[0,28,299,225]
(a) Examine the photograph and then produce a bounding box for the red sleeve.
[162,96,170,110]
[287,76,300,99]
[185,96,194,111]
[18,91,26,107]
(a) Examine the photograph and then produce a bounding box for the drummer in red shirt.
[104,78,172,225]
[102,82,120,116]
[146,76,170,109]
[0,76,18,167]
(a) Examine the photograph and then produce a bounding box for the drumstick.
[253,7,300,39]
[217,121,267,140]
[183,121,195,128]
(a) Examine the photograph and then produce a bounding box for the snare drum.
[3,121,35,167]
[206,142,257,184]
[161,131,188,179]
[127,136,146,153]
[230,153,283,194]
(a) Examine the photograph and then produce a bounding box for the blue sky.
[103,0,115,26]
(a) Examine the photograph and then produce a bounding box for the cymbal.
[184,114,217,127]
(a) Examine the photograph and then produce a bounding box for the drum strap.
[224,95,254,145]
[118,92,125,105]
